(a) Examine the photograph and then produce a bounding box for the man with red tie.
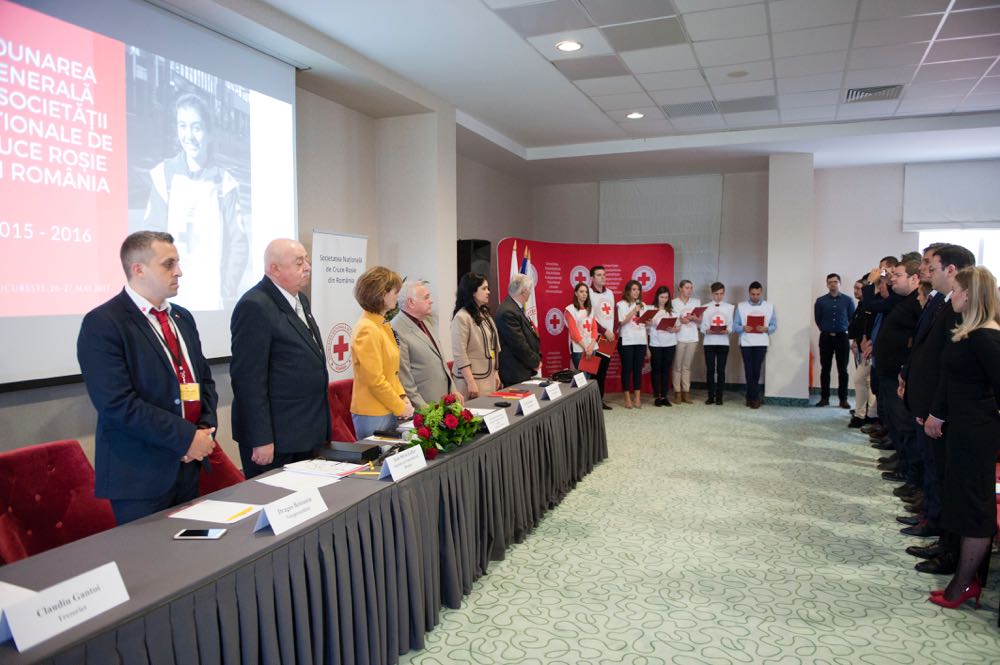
[78,231,218,524]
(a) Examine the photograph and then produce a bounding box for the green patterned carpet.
[399,393,1000,665]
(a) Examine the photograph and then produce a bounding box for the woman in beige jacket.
[450,272,501,399]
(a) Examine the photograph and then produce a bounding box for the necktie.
[294,297,309,327]
[151,309,201,424]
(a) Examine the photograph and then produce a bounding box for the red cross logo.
[574,270,587,283]
[325,322,353,373]
[601,302,611,316]
[637,272,651,287]
[582,319,594,335]
[333,334,349,361]
[549,313,562,329]
[712,315,725,327]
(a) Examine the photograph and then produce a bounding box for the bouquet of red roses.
[408,394,481,459]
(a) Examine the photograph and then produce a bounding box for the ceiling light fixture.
[727,70,749,79]
[555,40,582,52]
[626,111,644,119]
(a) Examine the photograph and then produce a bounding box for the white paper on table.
[256,471,340,491]
[284,459,369,478]
[397,420,415,430]
[168,500,263,524]
[468,408,496,417]
[0,581,36,643]
[521,379,545,385]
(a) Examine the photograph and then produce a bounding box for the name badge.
[517,395,540,415]
[378,445,427,481]
[1,562,129,652]
[254,488,327,536]
[483,409,509,433]
[573,373,587,387]
[542,383,562,400]
[179,383,200,401]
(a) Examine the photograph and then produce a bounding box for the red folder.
[690,305,708,318]
[636,309,656,324]
[709,325,727,334]
[596,337,616,358]
[656,317,677,331]
[577,354,601,374]
[746,315,766,331]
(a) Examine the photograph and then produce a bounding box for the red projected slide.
[0,0,126,316]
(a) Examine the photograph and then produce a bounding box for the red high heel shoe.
[928,580,981,609]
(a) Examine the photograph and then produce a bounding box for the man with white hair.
[496,273,542,386]
[391,280,457,407]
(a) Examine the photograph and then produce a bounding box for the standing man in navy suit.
[78,231,218,525]
[230,238,330,478]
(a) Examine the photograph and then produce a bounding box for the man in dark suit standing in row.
[230,238,330,478]
[78,231,218,524]
[496,273,541,386]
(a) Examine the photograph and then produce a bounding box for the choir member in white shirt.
[648,286,679,407]
[565,283,597,374]
[616,279,650,408]
[671,279,702,404]
[699,282,735,405]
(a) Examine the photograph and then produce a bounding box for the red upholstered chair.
[0,440,116,564]
[198,445,245,496]
[328,379,356,442]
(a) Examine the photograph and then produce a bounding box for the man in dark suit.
[78,231,218,524]
[496,273,541,386]
[230,238,330,478]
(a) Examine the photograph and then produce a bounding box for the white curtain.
[903,160,1000,231]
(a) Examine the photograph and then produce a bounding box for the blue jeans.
[352,413,398,441]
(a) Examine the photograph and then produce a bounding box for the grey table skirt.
[0,381,607,665]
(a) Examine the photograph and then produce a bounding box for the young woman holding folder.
[648,285,679,407]
[617,279,652,408]
[671,279,703,404]
[566,282,597,375]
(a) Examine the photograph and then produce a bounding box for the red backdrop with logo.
[496,238,674,393]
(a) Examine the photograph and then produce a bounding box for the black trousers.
[595,352,611,399]
[239,447,316,480]
[618,342,645,391]
[819,332,850,401]
[111,460,201,525]
[704,345,729,396]
[649,345,675,397]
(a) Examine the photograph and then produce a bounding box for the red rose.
[423,447,439,461]
[417,426,432,439]
[413,414,424,427]
[462,409,473,422]
[443,394,456,405]
[443,414,459,430]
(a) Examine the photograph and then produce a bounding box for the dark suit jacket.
[905,300,959,420]
[77,290,217,500]
[873,291,922,379]
[230,277,330,454]
[496,295,541,386]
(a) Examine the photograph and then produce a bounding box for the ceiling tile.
[772,24,853,58]
[483,0,545,8]
[953,0,1000,8]
[681,4,768,41]
[938,7,1000,39]
[858,0,950,20]
[620,44,699,72]
[662,99,721,116]
[974,76,1000,93]
[958,92,1000,110]
[669,114,726,130]
[905,78,979,97]
[717,95,777,112]
[692,35,772,67]
[926,35,1000,62]
[575,75,645,95]
[844,66,917,87]
[602,17,687,51]
[590,91,656,110]
[554,54,631,79]
[724,109,780,126]
[914,58,995,83]
[769,0,859,32]
[852,15,943,47]
[650,85,715,104]
[496,0,594,38]
[777,72,846,93]
[779,89,842,107]
[848,43,928,68]
[703,59,774,85]
[580,0,675,26]
[526,27,615,60]
[711,78,776,100]
[673,0,759,11]
[619,120,675,137]
[895,96,961,114]
[637,69,707,90]
[780,105,838,121]
[775,51,848,77]
[837,100,901,118]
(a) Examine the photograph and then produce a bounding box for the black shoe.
[904,500,924,514]
[602,402,612,411]
[882,471,906,482]
[705,395,715,405]
[878,452,899,464]
[877,461,898,472]
[900,521,940,538]
[914,553,957,575]
[839,400,851,409]
[892,483,918,497]
[815,399,830,407]
[901,491,924,505]
[896,515,920,526]
[662,397,672,407]
[906,541,946,559]
[715,394,723,405]
[848,416,864,428]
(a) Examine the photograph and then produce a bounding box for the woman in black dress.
[927,266,1000,609]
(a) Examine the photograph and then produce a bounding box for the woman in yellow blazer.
[350,266,414,439]
[450,272,501,399]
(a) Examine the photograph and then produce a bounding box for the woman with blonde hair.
[350,266,414,440]
[926,266,1000,610]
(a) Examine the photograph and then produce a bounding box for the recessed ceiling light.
[626,111,644,119]
[727,70,749,79]
[556,40,582,52]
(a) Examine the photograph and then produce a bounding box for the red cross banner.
[311,230,368,379]
[497,238,674,393]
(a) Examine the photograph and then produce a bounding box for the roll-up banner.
[497,238,674,393]
[311,230,367,379]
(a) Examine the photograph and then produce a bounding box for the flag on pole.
[509,239,518,291]
[519,246,538,330]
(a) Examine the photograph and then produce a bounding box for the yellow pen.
[225,506,253,522]
[355,471,379,476]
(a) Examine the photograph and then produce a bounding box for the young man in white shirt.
[700,282,734,405]
[589,265,616,411]
[733,281,777,409]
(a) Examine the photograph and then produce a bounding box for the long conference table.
[0,381,607,665]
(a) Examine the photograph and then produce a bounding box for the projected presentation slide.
[0,0,292,318]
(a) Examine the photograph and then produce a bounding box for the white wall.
[531,183,599,243]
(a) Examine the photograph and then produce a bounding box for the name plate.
[573,373,587,387]
[483,409,510,433]
[517,395,540,415]
[543,383,562,400]
[378,445,427,481]
[254,488,327,536]
[1,562,129,652]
